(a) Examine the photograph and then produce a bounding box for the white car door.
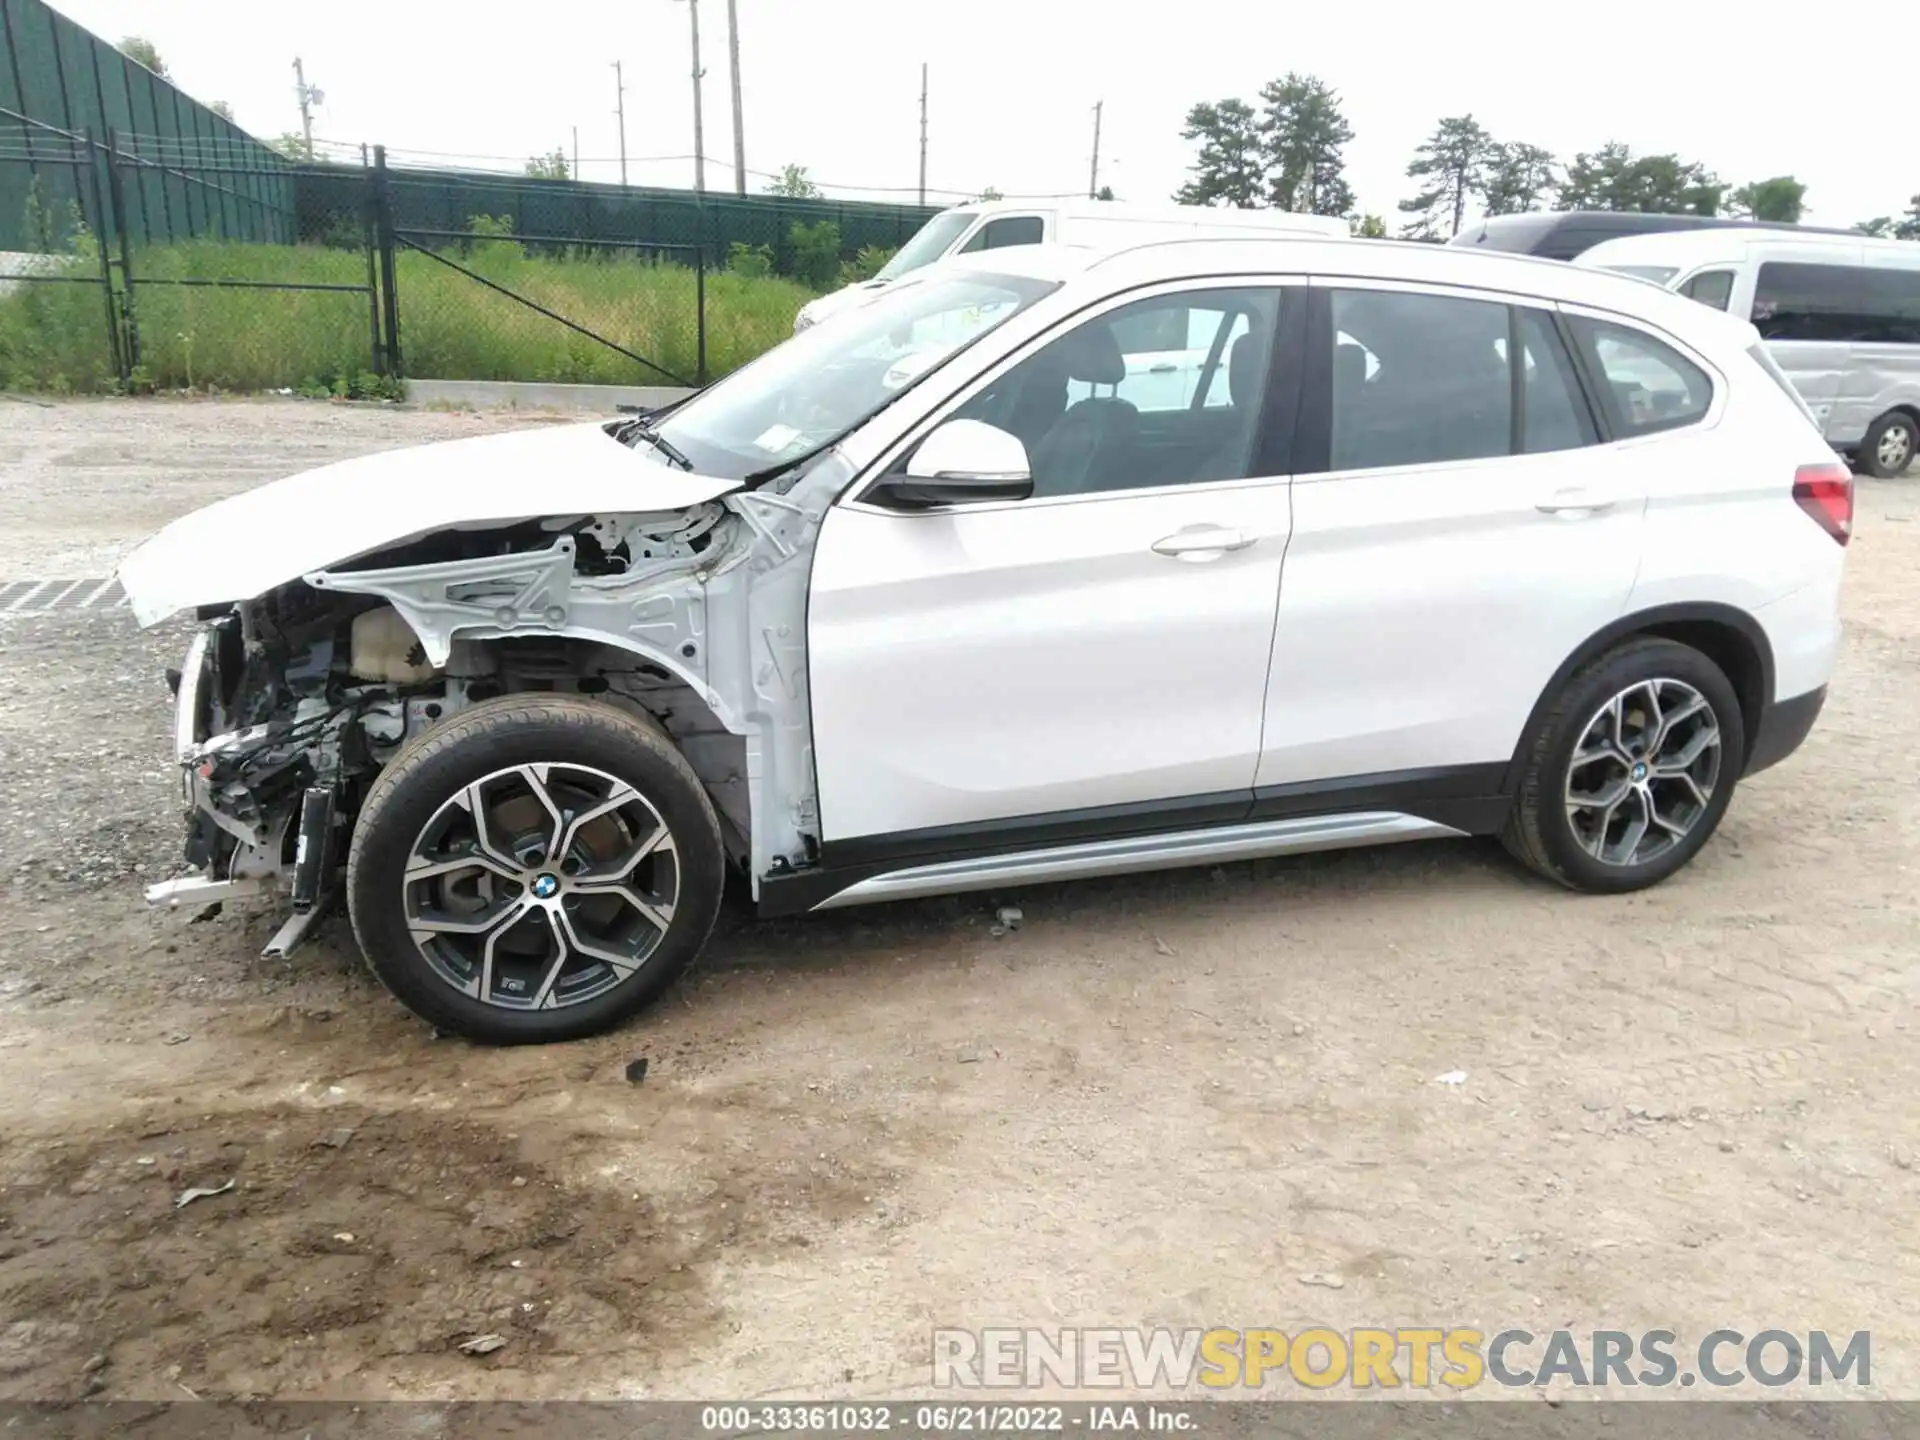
[1256,283,1654,805]
[808,282,1298,850]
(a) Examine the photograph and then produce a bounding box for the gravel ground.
[0,397,1915,1404]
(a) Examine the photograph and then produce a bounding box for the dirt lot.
[0,397,1915,1403]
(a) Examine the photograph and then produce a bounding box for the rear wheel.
[1503,638,1745,894]
[347,695,725,1043]
[1859,410,1917,479]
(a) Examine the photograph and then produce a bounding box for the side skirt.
[808,811,1464,911]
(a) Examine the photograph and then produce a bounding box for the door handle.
[1537,487,1619,516]
[1151,525,1255,560]
[1148,362,1180,374]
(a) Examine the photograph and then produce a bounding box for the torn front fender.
[116,422,742,626]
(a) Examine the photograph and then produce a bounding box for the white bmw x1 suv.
[120,237,1848,1044]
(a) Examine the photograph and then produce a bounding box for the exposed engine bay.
[158,445,847,954]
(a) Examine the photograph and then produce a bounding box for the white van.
[793,198,1349,332]
[1577,229,1920,477]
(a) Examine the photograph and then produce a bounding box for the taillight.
[1793,462,1853,546]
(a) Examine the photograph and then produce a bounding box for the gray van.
[1451,210,1857,262]
[1578,229,1920,477]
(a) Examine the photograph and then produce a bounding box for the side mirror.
[867,419,1033,509]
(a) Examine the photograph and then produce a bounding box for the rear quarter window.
[1567,316,1714,437]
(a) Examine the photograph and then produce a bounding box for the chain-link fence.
[1,137,941,393]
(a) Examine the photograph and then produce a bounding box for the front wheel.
[1503,638,1745,894]
[1859,410,1917,479]
[346,695,726,1043]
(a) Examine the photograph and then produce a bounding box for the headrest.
[1060,324,1126,386]
[1227,331,1261,407]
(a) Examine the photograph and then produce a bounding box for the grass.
[0,235,817,394]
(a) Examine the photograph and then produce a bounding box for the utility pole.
[725,0,745,194]
[1088,100,1103,199]
[292,58,323,162]
[687,0,707,193]
[917,63,928,206]
[612,61,628,187]
[572,125,579,182]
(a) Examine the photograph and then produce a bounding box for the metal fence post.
[81,126,127,385]
[372,145,402,376]
[102,126,140,375]
[360,144,384,376]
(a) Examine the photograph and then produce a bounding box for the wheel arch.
[1502,602,1775,795]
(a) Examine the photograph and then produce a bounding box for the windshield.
[1605,264,1681,285]
[874,212,978,281]
[652,269,1058,480]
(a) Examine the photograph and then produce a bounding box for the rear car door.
[1750,254,1861,442]
[1255,283,1648,806]
[807,280,1302,849]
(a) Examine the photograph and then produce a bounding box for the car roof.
[1579,228,1920,268]
[1040,235,1762,356]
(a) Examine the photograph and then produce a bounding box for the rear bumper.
[1746,685,1826,776]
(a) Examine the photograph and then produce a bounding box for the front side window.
[1568,316,1713,436]
[950,287,1282,498]
[1328,290,1512,470]
[1681,269,1735,311]
[960,215,1045,253]
[653,271,1057,480]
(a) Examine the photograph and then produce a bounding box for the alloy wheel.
[1879,422,1914,475]
[1564,678,1723,868]
[403,763,678,1009]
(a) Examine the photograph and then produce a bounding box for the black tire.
[1859,410,1918,479]
[1503,638,1746,894]
[347,694,725,1044]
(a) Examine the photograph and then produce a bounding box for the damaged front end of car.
[135,426,845,957]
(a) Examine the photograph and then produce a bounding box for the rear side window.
[1681,270,1735,311]
[1321,291,1595,470]
[1752,261,1920,344]
[1515,309,1596,454]
[960,215,1045,253]
[1329,290,1511,469]
[1567,316,1714,436]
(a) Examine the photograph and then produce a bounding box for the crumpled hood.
[117,421,742,626]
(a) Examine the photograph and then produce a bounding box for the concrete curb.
[404,379,697,413]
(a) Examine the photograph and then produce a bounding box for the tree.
[1728,176,1806,224]
[1258,74,1354,216]
[1174,99,1266,209]
[1897,195,1920,241]
[118,36,167,77]
[977,185,1003,202]
[524,149,569,180]
[1399,115,1494,238]
[765,163,821,199]
[1483,142,1558,215]
[210,100,235,122]
[1558,142,1723,216]
[266,132,308,161]
[1350,213,1387,238]
[1855,217,1895,237]
[1094,185,1116,201]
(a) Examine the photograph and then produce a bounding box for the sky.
[43,0,1920,227]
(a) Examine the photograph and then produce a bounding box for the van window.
[1752,261,1920,344]
[875,212,977,281]
[1607,264,1680,285]
[1567,317,1713,436]
[1681,269,1735,312]
[959,215,1045,253]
